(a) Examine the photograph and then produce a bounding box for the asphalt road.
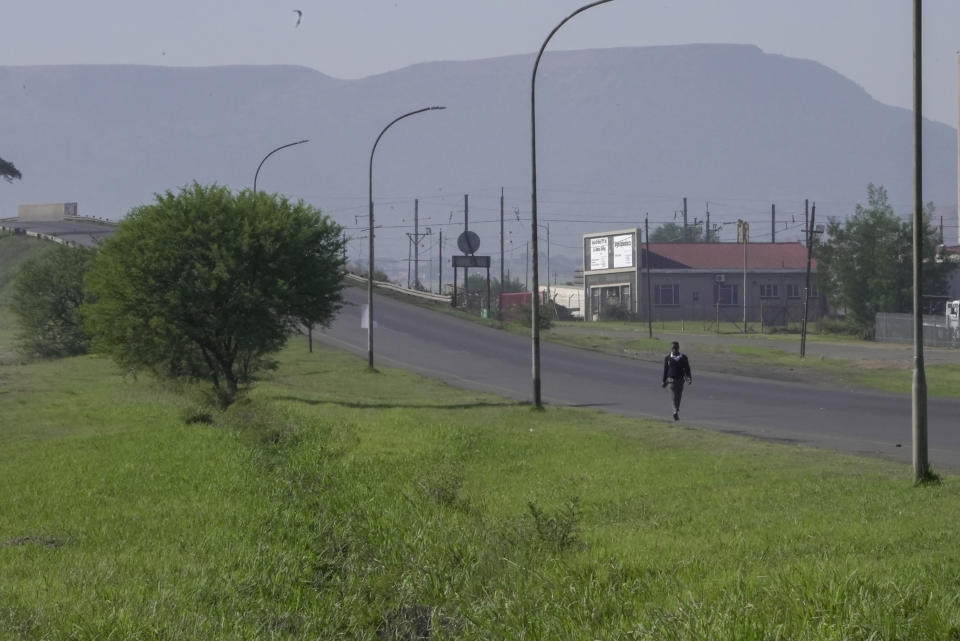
[318,286,960,471]
[0,219,116,247]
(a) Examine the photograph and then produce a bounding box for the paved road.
[318,286,960,471]
[0,218,117,247]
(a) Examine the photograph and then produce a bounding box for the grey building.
[583,229,821,325]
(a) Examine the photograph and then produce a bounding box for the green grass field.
[4,234,960,638]
[2,340,960,640]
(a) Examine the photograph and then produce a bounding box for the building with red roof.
[582,228,823,325]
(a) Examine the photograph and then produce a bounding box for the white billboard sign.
[590,237,609,270]
[612,234,634,268]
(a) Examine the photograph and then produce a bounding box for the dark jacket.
[663,352,692,384]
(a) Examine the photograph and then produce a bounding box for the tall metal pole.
[463,194,469,294]
[912,0,929,479]
[771,203,776,243]
[253,139,309,194]
[546,223,551,302]
[499,187,505,321]
[645,215,653,339]
[801,203,816,358]
[414,199,419,290]
[531,0,615,408]
[367,106,445,370]
[682,197,688,242]
[740,220,749,333]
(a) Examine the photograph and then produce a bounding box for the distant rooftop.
[644,242,812,270]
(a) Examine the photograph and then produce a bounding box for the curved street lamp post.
[367,106,446,369]
[530,0,615,408]
[253,139,310,194]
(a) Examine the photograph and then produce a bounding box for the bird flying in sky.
[293,9,302,27]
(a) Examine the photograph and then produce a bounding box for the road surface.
[317,286,960,471]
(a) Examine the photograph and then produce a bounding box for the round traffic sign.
[457,231,481,254]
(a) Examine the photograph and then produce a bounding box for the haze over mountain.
[1,44,956,282]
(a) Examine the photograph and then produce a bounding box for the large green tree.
[815,184,950,338]
[84,183,346,407]
[10,243,94,357]
[1,156,21,182]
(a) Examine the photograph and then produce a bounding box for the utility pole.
[438,229,443,296]
[912,0,929,479]
[705,203,711,243]
[463,194,469,295]
[645,215,653,339]
[771,203,776,243]
[800,203,816,358]
[499,187,505,321]
[414,199,420,289]
[804,199,809,246]
[546,223,551,302]
[406,235,412,288]
[738,219,749,333]
[682,197,689,242]
[404,199,431,290]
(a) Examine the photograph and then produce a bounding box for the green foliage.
[466,273,525,296]
[9,243,94,357]
[83,182,345,407]
[650,221,705,242]
[510,301,554,329]
[527,497,583,550]
[0,233,59,353]
[816,184,950,338]
[0,155,21,182]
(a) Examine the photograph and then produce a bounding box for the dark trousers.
[669,379,685,412]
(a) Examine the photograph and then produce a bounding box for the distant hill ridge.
[0,44,956,276]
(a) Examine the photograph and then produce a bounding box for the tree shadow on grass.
[268,394,528,411]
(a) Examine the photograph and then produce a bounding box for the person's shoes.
[673,412,679,421]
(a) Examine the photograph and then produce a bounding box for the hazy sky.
[2,1,959,127]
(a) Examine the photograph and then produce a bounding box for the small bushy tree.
[84,183,346,407]
[10,243,94,357]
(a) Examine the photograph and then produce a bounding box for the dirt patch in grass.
[2,535,64,549]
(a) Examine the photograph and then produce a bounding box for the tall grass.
[2,341,960,639]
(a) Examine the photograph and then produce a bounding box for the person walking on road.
[662,341,692,421]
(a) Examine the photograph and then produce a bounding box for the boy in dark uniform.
[662,341,692,420]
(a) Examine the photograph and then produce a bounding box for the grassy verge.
[543,322,960,399]
[2,340,959,639]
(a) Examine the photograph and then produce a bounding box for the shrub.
[10,244,94,358]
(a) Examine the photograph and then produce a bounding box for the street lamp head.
[253,138,310,194]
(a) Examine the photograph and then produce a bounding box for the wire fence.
[593,303,824,335]
[875,313,960,348]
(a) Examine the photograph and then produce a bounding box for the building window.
[786,284,818,299]
[759,284,779,299]
[714,283,738,305]
[692,291,700,302]
[591,284,632,320]
[654,284,680,306]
